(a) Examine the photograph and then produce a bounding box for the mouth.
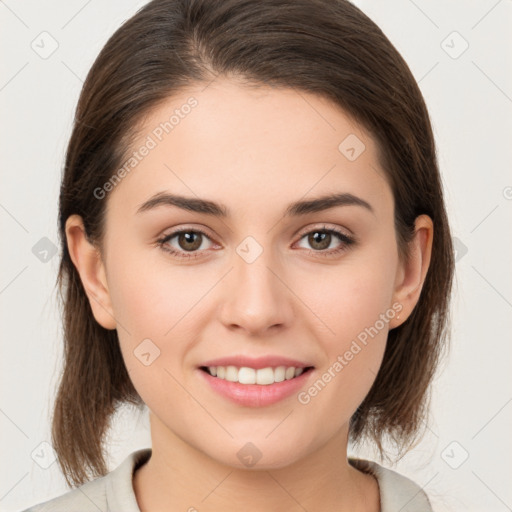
[199,365,315,385]
[197,357,316,407]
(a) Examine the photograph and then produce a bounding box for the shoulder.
[19,448,152,512]
[349,457,434,512]
[18,474,110,512]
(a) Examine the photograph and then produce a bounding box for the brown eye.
[307,231,332,250]
[176,231,203,251]
[157,228,215,259]
[296,226,355,257]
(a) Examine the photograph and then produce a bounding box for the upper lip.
[199,355,314,370]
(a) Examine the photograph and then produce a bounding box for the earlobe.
[391,214,434,328]
[65,214,117,330]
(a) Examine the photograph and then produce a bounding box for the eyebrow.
[136,191,374,217]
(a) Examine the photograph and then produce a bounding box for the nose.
[218,245,295,336]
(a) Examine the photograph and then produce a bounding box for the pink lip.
[199,355,313,370]
[197,366,315,407]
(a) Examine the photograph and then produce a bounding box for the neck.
[133,413,380,512]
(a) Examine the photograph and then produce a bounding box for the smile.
[200,365,314,385]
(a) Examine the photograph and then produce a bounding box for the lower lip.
[197,368,314,407]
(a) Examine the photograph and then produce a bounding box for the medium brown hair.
[53,0,455,487]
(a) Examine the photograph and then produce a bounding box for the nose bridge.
[219,234,292,332]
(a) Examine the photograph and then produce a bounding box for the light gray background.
[1,1,511,511]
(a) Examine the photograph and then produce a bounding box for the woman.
[22,0,454,510]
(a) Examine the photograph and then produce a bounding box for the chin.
[205,438,310,471]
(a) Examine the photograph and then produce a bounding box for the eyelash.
[156,225,355,260]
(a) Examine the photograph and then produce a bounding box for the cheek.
[106,243,213,338]
[297,241,398,344]
[293,238,397,407]
[296,271,392,428]
[106,246,215,400]
[107,249,203,413]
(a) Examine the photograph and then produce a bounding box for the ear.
[65,214,117,330]
[390,214,433,328]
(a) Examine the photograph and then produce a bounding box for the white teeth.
[225,365,238,382]
[256,367,274,385]
[238,367,256,384]
[274,366,285,382]
[205,365,308,385]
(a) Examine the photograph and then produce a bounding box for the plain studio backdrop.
[1,1,511,511]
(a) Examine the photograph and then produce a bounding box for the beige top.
[21,448,433,511]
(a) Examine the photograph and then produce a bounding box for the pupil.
[310,231,330,250]
[180,232,201,251]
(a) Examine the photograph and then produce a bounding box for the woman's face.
[79,78,419,469]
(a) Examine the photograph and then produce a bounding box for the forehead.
[107,78,392,220]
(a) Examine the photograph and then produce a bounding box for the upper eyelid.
[159,225,216,245]
[295,223,352,238]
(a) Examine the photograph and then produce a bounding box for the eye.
[156,228,216,260]
[157,224,356,260]
[295,225,355,257]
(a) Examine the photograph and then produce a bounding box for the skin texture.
[66,78,433,512]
